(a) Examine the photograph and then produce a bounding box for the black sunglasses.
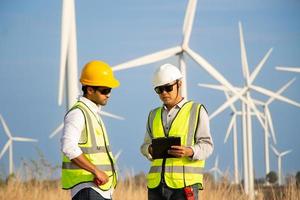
[95,87,112,95]
[154,82,177,94]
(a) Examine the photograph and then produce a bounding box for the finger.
[171,145,182,149]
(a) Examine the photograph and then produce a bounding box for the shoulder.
[64,107,85,121]
[189,100,208,114]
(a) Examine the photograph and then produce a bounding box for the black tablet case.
[152,137,181,159]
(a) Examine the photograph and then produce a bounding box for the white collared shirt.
[61,96,113,199]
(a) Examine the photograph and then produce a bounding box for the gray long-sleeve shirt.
[140,98,214,161]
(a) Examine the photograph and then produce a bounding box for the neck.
[165,96,183,110]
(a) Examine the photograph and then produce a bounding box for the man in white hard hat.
[141,63,214,200]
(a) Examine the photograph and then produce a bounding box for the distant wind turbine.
[209,156,223,182]
[50,0,124,138]
[271,145,292,185]
[276,66,300,73]
[0,114,38,175]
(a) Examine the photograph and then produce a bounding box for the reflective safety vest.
[147,101,205,189]
[61,101,117,190]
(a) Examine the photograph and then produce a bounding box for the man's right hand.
[93,169,109,186]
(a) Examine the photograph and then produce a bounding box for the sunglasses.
[95,87,112,95]
[154,82,177,94]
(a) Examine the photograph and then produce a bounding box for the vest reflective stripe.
[147,101,205,189]
[149,166,204,174]
[61,101,117,190]
[80,145,111,154]
[62,162,113,171]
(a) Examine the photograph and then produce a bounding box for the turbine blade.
[100,111,125,120]
[249,48,273,84]
[0,114,12,138]
[209,87,247,120]
[224,114,236,143]
[198,83,228,92]
[276,66,300,73]
[182,0,197,47]
[281,150,292,157]
[239,22,250,82]
[112,46,182,71]
[49,123,64,138]
[250,85,300,108]
[114,149,123,161]
[186,47,240,94]
[58,0,72,106]
[266,78,296,105]
[12,137,38,142]
[271,145,279,156]
[186,47,264,123]
[0,140,11,159]
[224,91,237,112]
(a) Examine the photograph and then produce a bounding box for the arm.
[190,106,214,160]
[140,113,154,160]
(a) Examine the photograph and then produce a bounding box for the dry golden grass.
[1,174,299,200]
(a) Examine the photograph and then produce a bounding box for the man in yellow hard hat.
[61,60,119,200]
[140,63,214,200]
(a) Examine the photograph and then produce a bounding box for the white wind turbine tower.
[276,66,300,73]
[209,156,223,182]
[271,145,292,185]
[198,21,300,198]
[0,114,38,175]
[223,92,240,184]
[49,0,124,138]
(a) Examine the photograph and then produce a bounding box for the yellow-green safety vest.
[147,101,205,189]
[61,101,117,190]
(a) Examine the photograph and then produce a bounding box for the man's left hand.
[168,146,193,158]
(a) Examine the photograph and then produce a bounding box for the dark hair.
[82,85,100,95]
[82,85,88,95]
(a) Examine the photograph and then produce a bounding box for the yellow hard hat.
[80,60,120,88]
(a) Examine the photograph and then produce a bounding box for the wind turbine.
[271,145,292,185]
[197,21,300,198]
[50,0,124,138]
[276,66,300,73]
[112,0,259,119]
[209,156,223,182]
[199,78,296,180]
[0,114,38,175]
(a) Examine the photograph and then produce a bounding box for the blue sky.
[0,0,299,181]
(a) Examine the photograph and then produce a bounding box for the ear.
[86,86,95,95]
[177,80,182,87]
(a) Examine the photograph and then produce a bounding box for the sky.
[0,0,300,181]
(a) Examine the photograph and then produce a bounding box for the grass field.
[1,174,299,200]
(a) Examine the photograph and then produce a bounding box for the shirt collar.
[163,97,187,110]
[78,96,102,115]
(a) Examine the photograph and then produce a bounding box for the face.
[155,81,182,108]
[86,86,112,106]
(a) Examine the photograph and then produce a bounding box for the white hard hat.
[152,63,183,88]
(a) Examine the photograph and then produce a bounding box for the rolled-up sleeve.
[190,106,214,160]
[60,109,84,160]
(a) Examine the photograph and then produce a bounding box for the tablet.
[151,137,181,159]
